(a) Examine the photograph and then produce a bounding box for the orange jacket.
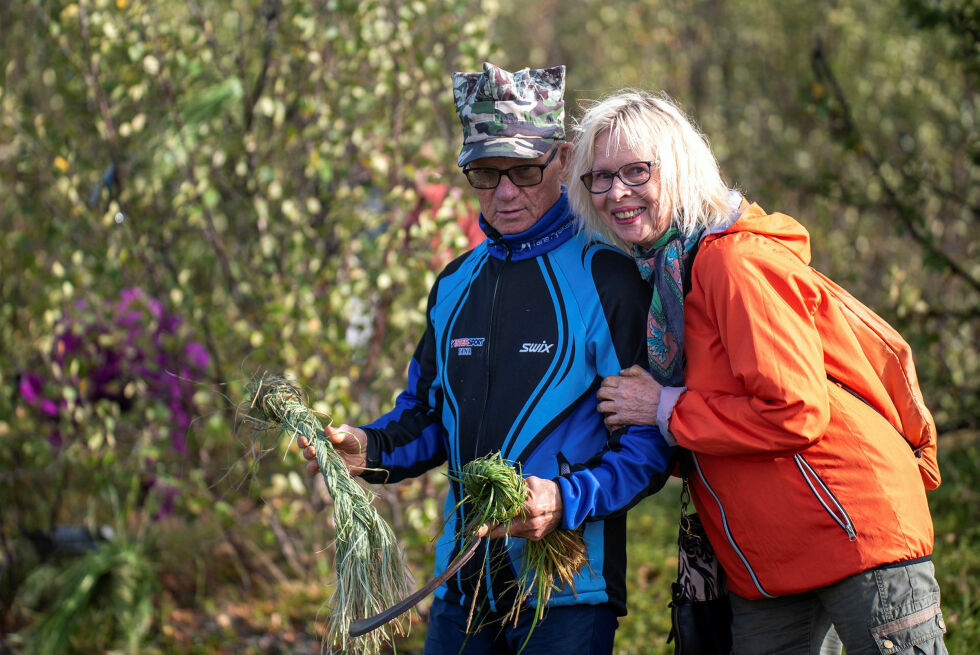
[665,200,936,599]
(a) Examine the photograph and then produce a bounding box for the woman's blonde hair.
[568,89,734,249]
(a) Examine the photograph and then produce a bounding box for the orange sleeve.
[670,236,830,457]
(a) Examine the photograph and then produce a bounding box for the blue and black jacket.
[360,192,674,616]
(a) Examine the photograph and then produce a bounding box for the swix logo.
[519,341,554,354]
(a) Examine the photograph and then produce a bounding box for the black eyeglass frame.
[461,146,561,190]
[579,160,655,194]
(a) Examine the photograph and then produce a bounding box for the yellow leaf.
[54,156,69,172]
[117,0,127,8]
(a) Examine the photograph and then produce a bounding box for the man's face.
[466,143,570,235]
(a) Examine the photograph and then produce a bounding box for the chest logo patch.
[519,341,554,354]
[451,337,485,356]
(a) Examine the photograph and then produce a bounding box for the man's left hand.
[478,476,563,541]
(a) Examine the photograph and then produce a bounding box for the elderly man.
[300,63,673,655]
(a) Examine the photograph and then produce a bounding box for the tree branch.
[811,36,980,294]
[243,0,281,133]
[917,305,980,321]
[77,1,120,162]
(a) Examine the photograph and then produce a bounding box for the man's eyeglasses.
[462,146,560,190]
[579,161,654,194]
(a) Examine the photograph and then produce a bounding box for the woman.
[568,90,947,654]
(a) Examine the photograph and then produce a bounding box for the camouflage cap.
[452,62,566,168]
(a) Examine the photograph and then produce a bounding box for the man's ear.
[556,141,573,182]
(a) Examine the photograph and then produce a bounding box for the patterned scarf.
[633,226,705,387]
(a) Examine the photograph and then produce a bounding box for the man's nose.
[495,173,521,198]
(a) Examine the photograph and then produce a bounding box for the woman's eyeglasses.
[579,161,653,194]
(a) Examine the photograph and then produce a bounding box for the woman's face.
[588,131,671,249]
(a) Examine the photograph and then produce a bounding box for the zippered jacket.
[360,191,674,615]
[660,199,935,600]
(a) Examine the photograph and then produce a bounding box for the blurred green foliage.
[0,0,976,652]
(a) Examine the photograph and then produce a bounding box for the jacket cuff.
[358,427,386,484]
[657,386,685,446]
[555,473,597,530]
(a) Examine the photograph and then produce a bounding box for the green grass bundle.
[452,452,588,629]
[242,374,412,655]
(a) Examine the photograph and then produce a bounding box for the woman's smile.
[611,206,646,223]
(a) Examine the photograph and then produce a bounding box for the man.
[300,63,673,655]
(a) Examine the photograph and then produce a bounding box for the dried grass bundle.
[241,374,412,655]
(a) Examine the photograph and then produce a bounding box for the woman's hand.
[477,476,563,542]
[297,424,368,476]
[597,364,663,430]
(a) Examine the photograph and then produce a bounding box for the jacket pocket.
[871,602,946,654]
[794,454,857,541]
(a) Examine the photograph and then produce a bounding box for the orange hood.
[705,199,813,267]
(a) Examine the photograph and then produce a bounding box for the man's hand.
[596,364,663,431]
[297,424,367,477]
[478,476,563,542]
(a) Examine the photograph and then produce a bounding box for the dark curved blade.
[348,535,483,638]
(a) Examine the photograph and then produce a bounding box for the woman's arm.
[669,236,830,457]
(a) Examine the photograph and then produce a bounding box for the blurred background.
[1,0,977,652]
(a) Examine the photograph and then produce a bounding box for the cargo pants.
[730,559,947,655]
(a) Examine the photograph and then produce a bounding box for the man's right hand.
[297,424,367,477]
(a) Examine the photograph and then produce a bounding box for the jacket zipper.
[793,454,858,541]
[826,373,923,458]
[469,239,511,613]
[691,452,775,598]
[473,245,511,459]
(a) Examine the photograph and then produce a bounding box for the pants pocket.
[870,602,947,654]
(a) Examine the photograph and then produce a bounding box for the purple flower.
[146,297,163,319]
[39,398,60,417]
[53,332,83,365]
[19,372,44,405]
[119,287,144,305]
[184,342,210,370]
[20,288,210,464]
[19,373,61,418]
[153,484,179,520]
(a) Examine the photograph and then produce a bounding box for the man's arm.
[556,424,674,529]
[358,321,449,484]
[556,247,674,528]
[493,247,674,537]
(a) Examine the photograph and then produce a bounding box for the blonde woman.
[569,90,947,655]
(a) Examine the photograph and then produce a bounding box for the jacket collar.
[479,190,576,261]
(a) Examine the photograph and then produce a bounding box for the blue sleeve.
[556,245,675,527]
[359,289,448,484]
[557,424,674,529]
